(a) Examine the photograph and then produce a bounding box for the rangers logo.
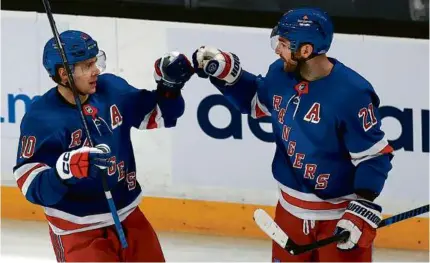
[82,104,98,119]
[298,83,306,90]
[84,105,93,114]
[294,81,309,95]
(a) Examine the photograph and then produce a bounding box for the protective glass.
[271,35,280,51]
[270,26,280,51]
[73,50,107,77]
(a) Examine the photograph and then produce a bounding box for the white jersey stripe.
[250,93,271,119]
[139,105,165,130]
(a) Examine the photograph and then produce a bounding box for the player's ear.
[300,44,314,59]
[58,67,68,83]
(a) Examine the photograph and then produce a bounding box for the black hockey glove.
[154,51,194,98]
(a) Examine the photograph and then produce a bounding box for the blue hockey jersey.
[13,73,184,235]
[212,58,393,220]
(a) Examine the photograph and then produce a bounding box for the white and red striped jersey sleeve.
[14,119,68,206]
[340,86,393,196]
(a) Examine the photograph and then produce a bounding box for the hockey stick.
[41,0,128,249]
[254,204,429,255]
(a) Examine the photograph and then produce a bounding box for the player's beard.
[283,59,298,72]
[283,52,307,73]
[283,51,303,72]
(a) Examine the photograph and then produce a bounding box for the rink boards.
[2,186,429,250]
[0,11,428,250]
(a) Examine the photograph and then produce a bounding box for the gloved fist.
[154,51,194,95]
[55,144,113,184]
[192,46,242,85]
[335,199,382,250]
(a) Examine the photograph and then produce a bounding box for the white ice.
[1,219,429,262]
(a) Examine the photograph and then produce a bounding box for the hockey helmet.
[270,8,334,55]
[43,30,105,77]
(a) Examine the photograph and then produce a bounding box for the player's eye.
[86,62,95,69]
[280,42,290,49]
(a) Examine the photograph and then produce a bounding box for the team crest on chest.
[304,102,321,123]
[294,81,309,95]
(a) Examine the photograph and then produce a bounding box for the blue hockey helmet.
[270,8,334,55]
[43,30,101,77]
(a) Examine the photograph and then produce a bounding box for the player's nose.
[93,67,101,76]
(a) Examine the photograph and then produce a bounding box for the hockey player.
[191,8,393,262]
[13,30,194,262]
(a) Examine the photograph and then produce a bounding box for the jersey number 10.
[20,136,36,159]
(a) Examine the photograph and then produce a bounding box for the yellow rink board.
[1,186,428,251]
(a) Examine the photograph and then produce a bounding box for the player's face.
[273,37,298,72]
[72,51,107,94]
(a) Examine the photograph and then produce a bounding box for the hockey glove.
[192,46,242,85]
[154,51,194,98]
[335,199,382,250]
[55,144,113,185]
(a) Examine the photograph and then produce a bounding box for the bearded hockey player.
[192,8,393,262]
[13,30,194,262]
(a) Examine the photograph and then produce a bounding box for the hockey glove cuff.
[335,199,382,250]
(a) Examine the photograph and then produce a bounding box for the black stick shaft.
[41,0,93,146]
[291,204,429,255]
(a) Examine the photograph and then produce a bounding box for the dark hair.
[52,65,65,84]
[51,65,63,84]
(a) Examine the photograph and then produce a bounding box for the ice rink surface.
[1,219,429,262]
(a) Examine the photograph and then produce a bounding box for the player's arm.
[335,87,394,251]
[342,90,393,200]
[192,46,272,118]
[104,52,194,129]
[14,118,112,206]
